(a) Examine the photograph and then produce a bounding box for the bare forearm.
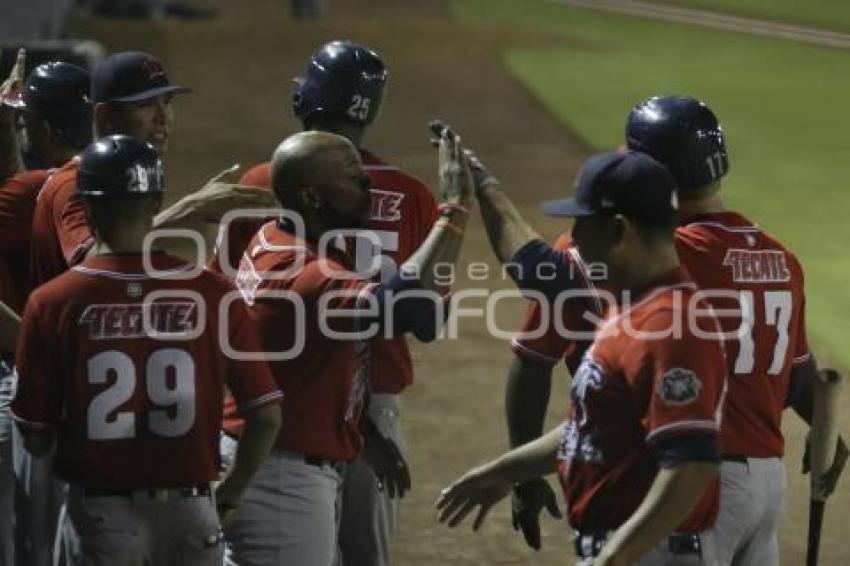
[487,425,562,484]
[506,357,553,448]
[220,407,281,495]
[603,462,718,563]
[787,355,817,424]
[478,185,541,263]
[402,202,470,292]
[0,301,20,355]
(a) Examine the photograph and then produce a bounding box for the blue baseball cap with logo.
[540,151,678,225]
[92,51,191,104]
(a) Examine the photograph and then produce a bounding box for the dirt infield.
[77,0,848,563]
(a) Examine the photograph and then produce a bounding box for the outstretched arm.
[397,123,474,292]
[436,424,563,531]
[428,121,540,262]
[505,357,563,549]
[152,166,279,261]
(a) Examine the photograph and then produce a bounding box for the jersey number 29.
[87,349,195,440]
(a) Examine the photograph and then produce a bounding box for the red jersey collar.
[629,266,695,304]
[679,210,755,229]
[264,221,353,267]
[76,252,190,274]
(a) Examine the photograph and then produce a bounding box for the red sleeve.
[511,234,598,372]
[225,296,283,415]
[53,179,93,265]
[0,170,44,251]
[11,294,63,429]
[239,163,271,188]
[511,300,568,366]
[290,259,378,335]
[631,309,725,445]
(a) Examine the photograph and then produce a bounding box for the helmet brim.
[106,85,191,103]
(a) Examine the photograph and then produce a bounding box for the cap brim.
[109,85,192,103]
[539,197,597,218]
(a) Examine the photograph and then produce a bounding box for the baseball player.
[0,50,93,566]
[223,127,471,566]
[214,40,439,566]
[19,49,272,565]
[29,50,191,288]
[504,96,848,563]
[11,135,283,565]
[436,149,727,565]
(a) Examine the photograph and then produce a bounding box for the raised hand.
[428,119,474,204]
[0,48,26,101]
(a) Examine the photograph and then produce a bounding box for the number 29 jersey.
[675,211,809,457]
[12,253,282,490]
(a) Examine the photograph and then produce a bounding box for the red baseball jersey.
[514,211,808,459]
[0,169,47,313]
[12,253,282,490]
[234,221,381,461]
[557,269,726,533]
[30,158,94,289]
[217,150,437,436]
[217,151,436,392]
[511,234,601,375]
[675,211,808,457]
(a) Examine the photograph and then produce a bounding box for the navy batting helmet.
[4,62,93,149]
[77,135,164,198]
[293,41,387,128]
[626,95,729,191]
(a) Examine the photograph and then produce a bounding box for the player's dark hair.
[84,195,161,243]
[633,218,676,243]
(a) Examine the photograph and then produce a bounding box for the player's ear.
[610,214,628,246]
[93,102,118,136]
[301,187,323,211]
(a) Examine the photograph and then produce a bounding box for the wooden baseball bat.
[806,368,844,566]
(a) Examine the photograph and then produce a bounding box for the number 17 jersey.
[675,211,809,457]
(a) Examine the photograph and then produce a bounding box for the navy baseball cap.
[92,51,190,104]
[540,151,678,224]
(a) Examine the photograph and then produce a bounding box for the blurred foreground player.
[437,147,727,565]
[12,136,282,565]
[505,96,847,564]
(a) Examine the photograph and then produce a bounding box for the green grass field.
[453,0,850,366]
[657,0,850,33]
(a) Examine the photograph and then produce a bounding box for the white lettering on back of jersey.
[369,190,405,222]
[78,302,198,340]
[723,249,791,283]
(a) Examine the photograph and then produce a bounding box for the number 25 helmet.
[293,40,388,128]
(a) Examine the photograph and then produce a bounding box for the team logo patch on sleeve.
[657,368,702,406]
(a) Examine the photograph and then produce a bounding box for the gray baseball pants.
[338,393,405,566]
[710,458,785,566]
[224,449,343,566]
